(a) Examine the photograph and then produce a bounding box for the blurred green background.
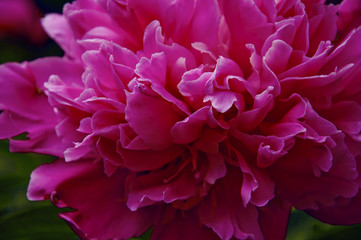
[1,0,361,239]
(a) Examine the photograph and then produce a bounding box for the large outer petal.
[0,58,83,156]
[306,189,361,225]
[28,159,156,240]
[258,197,291,240]
[269,136,358,210]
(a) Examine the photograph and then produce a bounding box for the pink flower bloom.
[1,0,361,239]
[0,0,47,43]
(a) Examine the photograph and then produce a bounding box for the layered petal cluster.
[1,0,361,239]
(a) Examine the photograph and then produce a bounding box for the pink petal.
[337,0,361,39]
[41,14,81,59]
[203,153,227,185]
[223,0,274,75]
[199,167,264,240]
[151,208,220,240]
[307,189,361,225]
[258,197,291,240]
[135,53,167,86]
[171,107,209,145]
[28,159,156,240]
[117,143,185,171]
[264,39,293,75]
[125,86,182,150]
[126,163,198,211]
[308,3,337,55]
[270,137,358,210]
[319,101,361,135]
[204,90,240,113]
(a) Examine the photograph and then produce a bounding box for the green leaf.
[130,229,152,240]
[286,209,361,240]
[0,206,77,240]
[0,140,78,239]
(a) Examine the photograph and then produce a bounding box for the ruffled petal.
[28,159,157,240]
[199,167,264,240]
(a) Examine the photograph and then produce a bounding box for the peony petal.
[204,90,240,113]
[199,166,264,240]
[204,153,227,185]
[270,137,358,210]
[308,3,337,55]
[307,189,361,225]
[125,86,182,150]
[41,14,79,58]
[151,208,220,240]
[264,39,293,75]
[135,53,167,86]
[28,159,156,240]
[126,163,198,211]
[258,197,291,240]
[337,0,361,39]
[223,0,274,75]
[171,107,209,144]
[117,142,185,171]
[0,61,73,157]
[0,62,52,118]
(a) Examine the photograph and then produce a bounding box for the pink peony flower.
[1,0,361,239]
[0,0,47,44]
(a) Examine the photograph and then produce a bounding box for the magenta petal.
[324,27,361,74]
[258,197,291,240]
[193,128,227,154]
[171,107,209,144]
[126,163,198,211]
[337,0,361,38]
[41,14,81,59]
[29,57,83,93]
[0,61,72,156]
[232,130,287,168]
[91,109,124,131]
[28,159,156,240]
[264,39,293,75]
[233,88,274,132]
[308,4,337,55]
[199,167,264,240]
[187,0,221,51]
[213,56,244,88]
[151,208,220,240]
[270,138,358,210]
[135,53,167,86]
[0,62,52,118]
[223,0,274,74]
[204,153,227,184]
[141,20,196,69]
[178,66,210,107]
[204,90,240,113]
[27,159,96,201]
[125,86,182,150]
[319,101,361,135]
[117,143,185,171]
[307,190,361,225]
[232,147,275,207]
